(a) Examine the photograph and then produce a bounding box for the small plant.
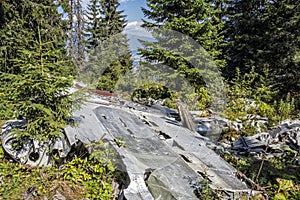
[194,173,221,200]
[132,83,177,108]
[256,102,275,119]
[63,155,115,200]
[226,67,277,120]
[277,94,296,122]
[132,83,174,100]
[221,151,300,200]
[0,140,120,199]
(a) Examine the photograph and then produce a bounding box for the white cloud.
[126,21,143,29]
[124,21,152,37]
[123,21,154,51]
[124,21,152,38]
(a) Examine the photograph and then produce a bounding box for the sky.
[119,0,146,23]
[80,0,152,51]
[119,0,153,50]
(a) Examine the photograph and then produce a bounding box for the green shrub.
[277,95,296,122]
[0,140,119,200]
[221,151,300,200]
[132,83,174,100]
[131,83,177,108]
[256,102,275,119]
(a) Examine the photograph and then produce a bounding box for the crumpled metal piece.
[0,95,264,199]
[232,119,300,156]
[232,132,271,153]
[1,120,71,167]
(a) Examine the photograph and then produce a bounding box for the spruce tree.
[0,0,75,141]
[82,0,132,90]
[222,0,268,80]
[85,0,126,50]
[142,0,225,67]
[85,0,102,51]
[222,0,299,97]
[140,0,225,110]
[98,0,127,40]
[263,0,300,96]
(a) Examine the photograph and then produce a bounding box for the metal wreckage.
[1,92,276,199]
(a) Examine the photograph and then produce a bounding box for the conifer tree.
[82,0,132,90]
[140,0,225,110]
[222,0,299,97]
[85,0,102,51]
[0,0,75,140]
[263,0,300,96]
[99,0,127,40]
[142,0,225,68]
[222,0,268,80]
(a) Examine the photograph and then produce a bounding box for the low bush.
[0,141,120,200]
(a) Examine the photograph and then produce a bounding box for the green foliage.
[62,141,117,199]
[82,0,132,90]
[97,53,133,91]
[85,0,127,50]
[140,0,225,111]
[185,87,212,110]
[0,140,119,199]
[84,0,103,50]
[0,1,75,141]
[63,157,114,199]
[0,145,83,199]
[221,151,300,200]
[256,102,275,119]
[224,66,300,139]
[0,29,74,141]
[132,83,174,100]
[222,0,268,80]
[132,83,176,108]
[222,0,300,97]
[194,173,221,200]
[142,0,225,68]
[226,67,276,120]
[277,95,296,122]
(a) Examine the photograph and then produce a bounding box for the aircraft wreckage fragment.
[1,95,262,199]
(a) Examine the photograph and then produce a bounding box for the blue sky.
[81,0,147,25]
[81,0,152,50]
[119,0,153,51]
[119,0,152,41]
[119,0,147,23]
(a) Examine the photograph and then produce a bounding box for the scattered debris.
[176,99,196,132]
[1,120,72,166]
[232,120,300,158]
[1,94,265,199]
[23,185,37,200]
[53,190,66,200]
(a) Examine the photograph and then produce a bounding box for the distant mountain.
[124,29,154,52]
[126,33,155,52]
